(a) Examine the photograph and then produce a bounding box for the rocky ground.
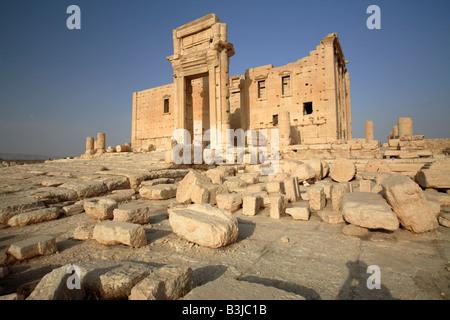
[0,151,449,300]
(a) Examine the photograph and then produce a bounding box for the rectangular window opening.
[257,80,266,99]
[282,76,291,95]
[303,102,313,115]
[164,99,170,114]
[273,114,278,127]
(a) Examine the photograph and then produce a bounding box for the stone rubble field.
[0,152,449,300]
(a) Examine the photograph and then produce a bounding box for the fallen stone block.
[307,186,326,211]
[59,179,108,198]
[176,171,212,204]
[239,173,260,185]
[216,193,242,213]
[113,203,152,224]
[286,204,310,221]
[93,221,147,248]
[314,180,333,199]
[331,183,348,211]
[266,181,285,194]
[269,194,287,219]
[139,184,177,200]
[79,260,154,299]
[27,264,85,300]
[84,199,118,220]
[204,168,226,184]
[422,190,450,207]
[290,164,316,183]
[243,184,265,194]
[415,169,450,189]
[342,224,370,237]
[342,192,399,231]
[168,204,239,248]
[0,194,46,224]
[105,189,136,203]
[223,177,247,191]
[242,195,263,216]
[359,180,375,193]
[438,213,450,228]
[268,172,290,182]
[73,223,95,240]
[129,265,193,300]
[191,184,228,205]
[381,174,438,233]
[283,177,300,202]
[318,210,345,224]
[7,208,60,227]
[62,201,84,216]
[7,235,57,260]
[330,158,356,182]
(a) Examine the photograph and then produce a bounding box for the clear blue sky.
[1,0,449,157]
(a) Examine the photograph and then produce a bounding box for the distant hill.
[0,153,57,160]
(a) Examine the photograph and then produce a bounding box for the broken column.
[392,125,399,139]
[85,137,95,155]
[279,111,291,147]
[398,117,413,138]
[96,132,106,154]
[365,121,374,142]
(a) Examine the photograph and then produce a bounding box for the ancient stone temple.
[131,14,351,150]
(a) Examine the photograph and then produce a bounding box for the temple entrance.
[185,73,210,147]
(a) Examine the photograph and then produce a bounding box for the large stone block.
[129,265,193,300]
[93,221,147,248]
[27,264,85,300]
[7,235,57,260]
[307,186,326,211]
[318,210,345,224]
[290,164,316,183]
[283,177,300,202]
[216,193,242,213]
[168,204,239,248]
[222,177,247,191]
[381,174,438,233]
[331,183,348,211]
[139,184,177,200]
[269,194,287,219]
[342,192,399,231]
[176,171,212,204]
[330,158,356,182]
[7,208,60,227]
[242,195,263,216]
[84,199,118,220]
[285,203,310,221]
[415,169,450,189]
[266,181,285,194]
[113,203,152,224]
[191,184,228,205]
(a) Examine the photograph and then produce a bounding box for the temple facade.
[131,14,351,150]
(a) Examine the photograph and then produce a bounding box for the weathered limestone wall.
[131,84,175,149]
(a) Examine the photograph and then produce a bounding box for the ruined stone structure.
[131,14,351,151]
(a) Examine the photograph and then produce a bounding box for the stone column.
[97,132,106,153]
[398,117,413,138]
[365,120,374,142]
[85,137,94,155]
[279,111,291,147]
[392,125,399,139]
